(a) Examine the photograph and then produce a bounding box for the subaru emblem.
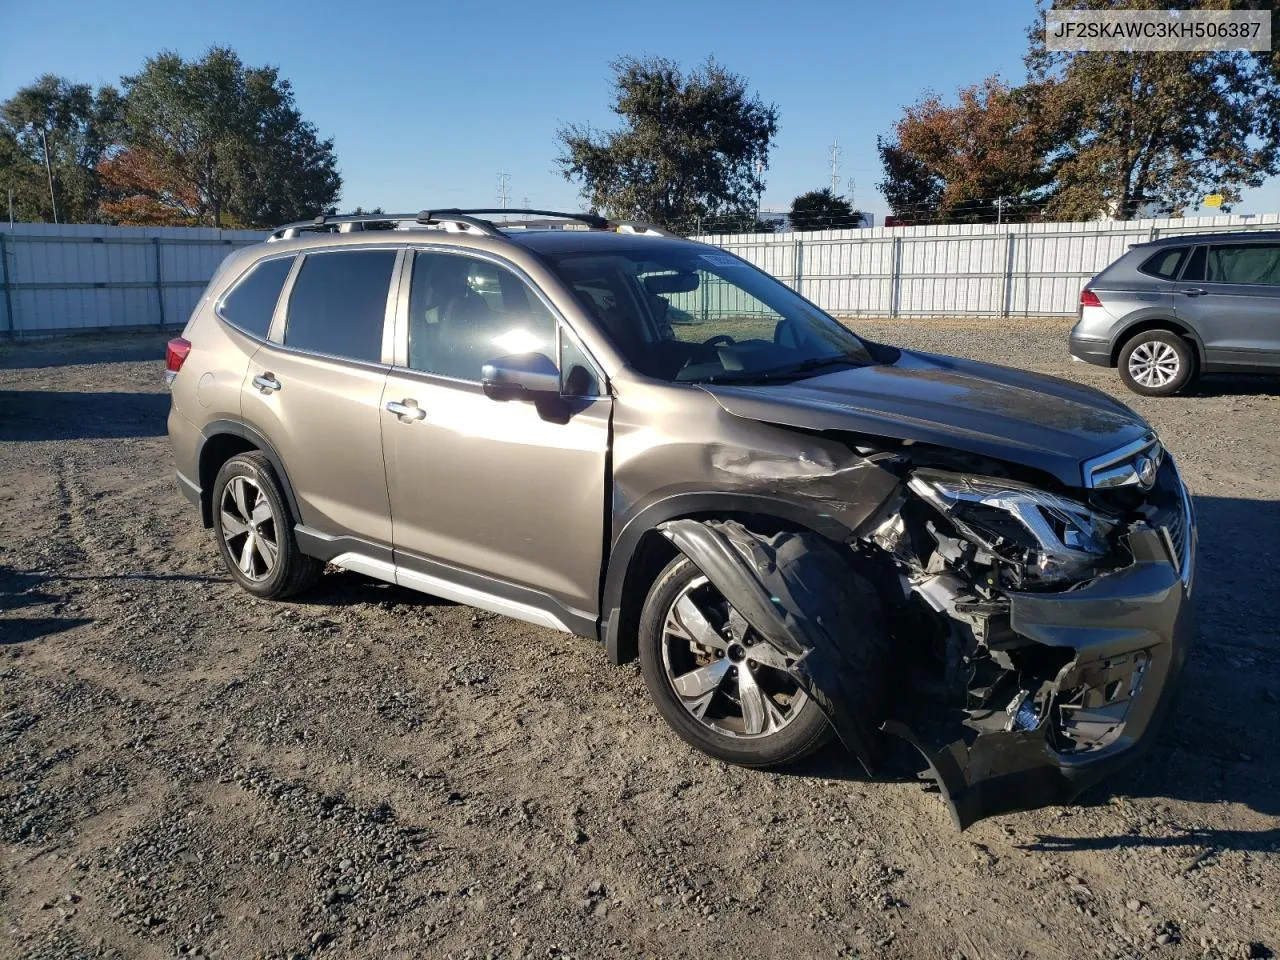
[1135,456,1157,489]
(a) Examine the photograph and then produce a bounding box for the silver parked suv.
[1070,231,1280,396]
[167,209,1195,828]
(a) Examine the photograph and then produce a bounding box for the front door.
[380,248,611,624]
[1176,241,1280,369]
[242,247,401,548]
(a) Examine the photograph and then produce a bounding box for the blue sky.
[2,0,1277,221]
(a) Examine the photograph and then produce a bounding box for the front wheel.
[638,556,831,767]
[1118,330,1195,396]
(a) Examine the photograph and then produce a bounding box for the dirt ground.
[1,318,1278,960]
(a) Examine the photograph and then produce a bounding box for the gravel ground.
[1,318,1278,960]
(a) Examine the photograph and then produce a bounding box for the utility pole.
[995,196,1005,226]
[7,189,14,227]
[497,172,511,210]
[755,160,765,223]
[829,143,841,196]
[39,128,59,224]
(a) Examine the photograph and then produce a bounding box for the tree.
[111,47,341,227]
[1027,0,1280,219]
[789,188,863,231]
[877,77,1056,223]
[0,75,120,223]
[556,56,778,232]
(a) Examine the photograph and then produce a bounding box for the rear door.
[380,247,611,625]
[1176,241,1280,369]
[242,246,402,549]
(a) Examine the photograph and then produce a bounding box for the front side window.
[407,251,557,381]
[218,256,293,337]
[1183,243,1280,286]
[283,249,397,363]
[540,245,874,383]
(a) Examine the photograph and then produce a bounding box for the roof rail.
[267,208,681,243]
[268,213,424,242]
[426,208,610,230]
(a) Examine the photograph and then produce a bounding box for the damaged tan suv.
[167,209,1195,828]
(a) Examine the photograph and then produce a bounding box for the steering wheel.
[702,334,737,348]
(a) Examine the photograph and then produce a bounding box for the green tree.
[789,188,863,231]
[114,47,341,227]
[0,75,120,223]
[1028,0,1280,219]
[556,56,778,232]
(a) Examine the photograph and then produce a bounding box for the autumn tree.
[1028,0,1280,218]
[789,188,863,231]
[112,47,341,227]
[557,57,778,232]
[0,75,120,223]
[877,77,1056,223]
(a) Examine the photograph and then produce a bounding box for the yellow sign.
[1204,194,1224,208]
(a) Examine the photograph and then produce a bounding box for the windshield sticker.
[699,254,742,268]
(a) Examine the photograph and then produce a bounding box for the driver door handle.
[1180,288,1208,297]
[385,399,426,422]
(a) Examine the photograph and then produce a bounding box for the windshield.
[539,245,876,383]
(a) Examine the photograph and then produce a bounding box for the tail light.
[1080,288,1102,308]
[165,337,191,386]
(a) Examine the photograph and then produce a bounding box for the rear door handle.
[1180,288,1208,297]
[385,399,426,422]
[253,373,281,393]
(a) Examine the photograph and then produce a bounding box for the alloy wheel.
[1127,340,1181,388]
[660,575,807,739]
[219,476,278,582]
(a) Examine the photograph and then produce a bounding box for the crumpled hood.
[700,350,1151,488]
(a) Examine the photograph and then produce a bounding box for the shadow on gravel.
[0,335,168,370]
[1183,375,1280,398]
[0,390,168,440]
[291,568,462,609]
[0,616,93,643]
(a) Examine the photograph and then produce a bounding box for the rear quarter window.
[217,256,294,337]
[1137,247,1188,280]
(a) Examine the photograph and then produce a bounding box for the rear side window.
[1138,247,1187,280]
[284,250,397,363]
[1183,243,1280,286]
[218,257,293,337]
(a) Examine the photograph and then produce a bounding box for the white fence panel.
[697,212,1280,318]
[5,214,1280,335]
[0,223,265,336]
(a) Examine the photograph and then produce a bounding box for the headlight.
[907,470,1116,584]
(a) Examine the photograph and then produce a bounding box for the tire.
[212,452,322,599]
[1117,330,1195,396]
[638,554,833,767]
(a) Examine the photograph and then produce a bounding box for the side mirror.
[481,352,560,401]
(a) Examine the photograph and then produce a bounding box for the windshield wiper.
[699,355,867,385]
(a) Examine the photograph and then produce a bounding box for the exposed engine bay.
[659,438,1195,829]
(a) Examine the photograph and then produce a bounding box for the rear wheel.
[638,556,831,767]
[212,452,322,599]
[1118,330,1195,396]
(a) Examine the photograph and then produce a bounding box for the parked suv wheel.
[212,452,322,599]
[1117,330,1195,397]
[639,556,832,767]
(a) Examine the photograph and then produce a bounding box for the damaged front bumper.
[885,522,1195,828]
[661,478,1196,829]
